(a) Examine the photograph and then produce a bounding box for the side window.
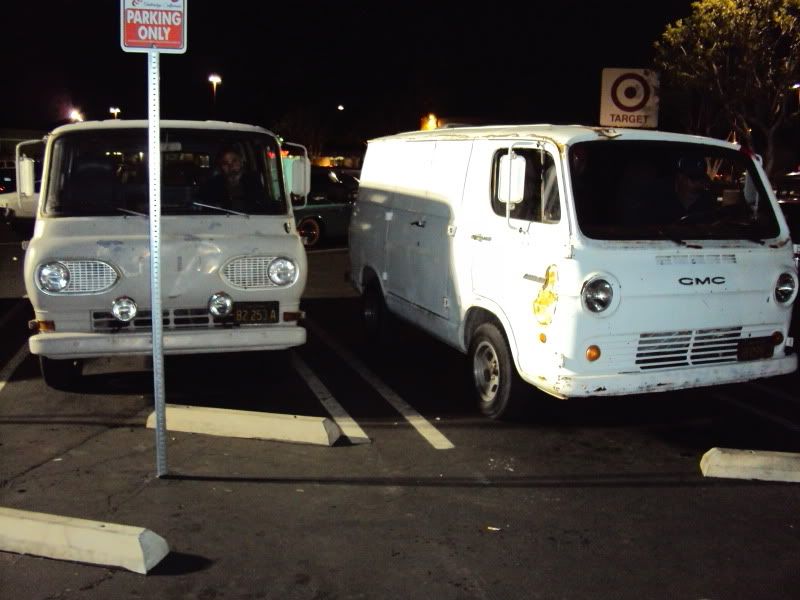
[491,148,560,223]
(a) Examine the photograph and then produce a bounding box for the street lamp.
[109,107,120,119]
[337,104,344,111]
[792,83,800,105]
[208,74,222,105]
[69,108,84,122]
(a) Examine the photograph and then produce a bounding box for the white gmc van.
[348,124,798,418]
[22,120,310,390]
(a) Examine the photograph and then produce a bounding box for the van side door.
[465,140,568,364]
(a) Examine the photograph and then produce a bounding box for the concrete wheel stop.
[0,507,169,574]
[146,404,343,446]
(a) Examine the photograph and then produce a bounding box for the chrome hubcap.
[473,340,500,403]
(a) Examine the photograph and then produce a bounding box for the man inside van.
[201,147,264,212]
[664,157,716,222]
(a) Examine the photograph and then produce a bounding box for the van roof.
[48,119,276,137]
[369,124,739,150]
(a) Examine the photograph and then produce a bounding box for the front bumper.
[29,325,306,359]
[526,354,798,399]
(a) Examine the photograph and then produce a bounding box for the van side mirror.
[498,153,525,205]
[290,156,311,198]
[18,156,35,198]
[281,141,311,205]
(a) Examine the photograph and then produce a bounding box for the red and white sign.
[599,68,659,129]
[121,0,186,54]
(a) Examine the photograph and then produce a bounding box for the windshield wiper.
[117,207,148,218]
[193,202,249,218]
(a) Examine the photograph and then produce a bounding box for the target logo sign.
[600,68,659,128]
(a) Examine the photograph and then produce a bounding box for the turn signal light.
[771,331,784,346]
[586,345,601,362]
[283,311,305,322]
[29,320,56,333]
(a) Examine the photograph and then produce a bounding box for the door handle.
[471,234,492,242]
[410,219,426,228]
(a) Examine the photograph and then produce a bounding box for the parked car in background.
[0,167,15,193]
[294,166,358,248]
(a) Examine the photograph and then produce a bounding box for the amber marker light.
[539,333,547,343]
[771,331,784,346]
[586,345,601,362]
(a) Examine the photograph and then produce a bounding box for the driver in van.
[201,147,263,212]
[664,156,716,222]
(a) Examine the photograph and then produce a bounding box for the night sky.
[1,1,695,149]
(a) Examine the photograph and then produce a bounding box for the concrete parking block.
[700,447,800,483]
[0,507,169,574]
[146,404,343,446]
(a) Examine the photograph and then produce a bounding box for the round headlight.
[268,258,298,286]
[582,278,614,313]
[775,272,797,304]
[111,297,138,322]
[208,292,233,317]
[37,262,70,292]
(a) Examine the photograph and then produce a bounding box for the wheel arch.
[462,304,520,369]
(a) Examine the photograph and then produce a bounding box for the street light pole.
[109,107,121,119]
[208,74,222,109]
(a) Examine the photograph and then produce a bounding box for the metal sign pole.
[148,48,168,477]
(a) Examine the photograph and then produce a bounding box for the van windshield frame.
[569,140,781,242]
[44,128,288,217]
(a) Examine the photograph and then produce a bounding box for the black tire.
[298,217,322,247]
[39,356,84,391]
[467,322,524,419]
[362,279,392,346]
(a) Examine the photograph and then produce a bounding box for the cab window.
[491,148,561,223]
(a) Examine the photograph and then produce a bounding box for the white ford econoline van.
[348,125,798,418]
[23,120,310,390]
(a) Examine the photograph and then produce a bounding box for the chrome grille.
[61,260,118,294]
[636,327,743,370]
[222,256,278,289]
[92,308,223,332]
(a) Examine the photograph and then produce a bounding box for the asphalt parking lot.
[1,248,799,599]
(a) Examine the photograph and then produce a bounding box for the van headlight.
[775,272,797,304]
[582,277,614,313]
[268,258,298,286]
[37,262,70,292]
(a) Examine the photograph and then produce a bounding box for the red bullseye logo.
[610,73,650,113]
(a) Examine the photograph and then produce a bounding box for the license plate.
[232,302,279,324]
[737,337,774,362]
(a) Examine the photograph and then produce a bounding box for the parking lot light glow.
[109,107,120,119]
[69,108,84,122]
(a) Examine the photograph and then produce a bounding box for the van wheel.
[39,356,84,391]
[363,280,391,345]
[298,217,322,247]
[468,322,523,419]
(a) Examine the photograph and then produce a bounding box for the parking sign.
[121,0,186,54]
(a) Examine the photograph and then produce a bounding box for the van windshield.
[570,140,781,242]
[44,128,288,217]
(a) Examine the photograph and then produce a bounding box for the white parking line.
[305,319,455,450]
[0,343,30,395]
[290,352,371,445]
